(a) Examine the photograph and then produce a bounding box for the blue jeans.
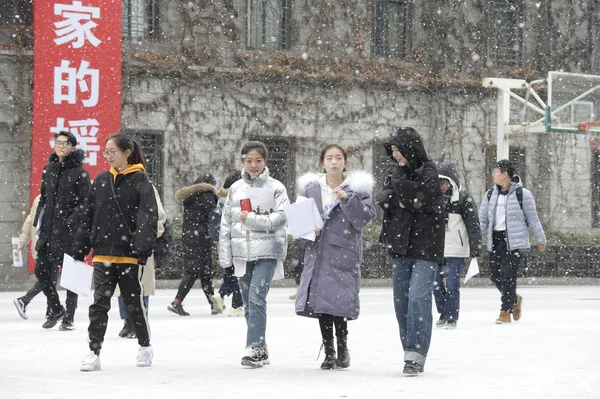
[392,257,437,366]
[433,257,465,322]
[238,259,277,348]
[118,295,149,320]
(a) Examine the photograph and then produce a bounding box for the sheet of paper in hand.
[11,237,23,267]
[242,187,276,231]
[60,254,93,297]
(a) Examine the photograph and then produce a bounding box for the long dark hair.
[106,134,147,169]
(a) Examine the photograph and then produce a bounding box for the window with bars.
[122,0,158,40]
[489,0,523,66]
[373,0,411,59]
[126,130,164,196]
[246,0,293,50]
[592,150,600,227]
[0,0,32,25]
[249,136,296,199]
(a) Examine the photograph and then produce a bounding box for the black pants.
[89,262,150,354]
[175,257,214,304]
[318,314,348,342]
[489,231,524,312]
[35,252,78,321]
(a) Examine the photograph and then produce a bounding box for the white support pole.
[497,89,510,161]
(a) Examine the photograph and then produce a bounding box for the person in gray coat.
[218,141,289,368]
[479,159,546,324]
[295,145,376,370]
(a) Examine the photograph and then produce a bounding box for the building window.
[127,130,164,195]
[489,0,523,66]
[373,0,411,59]
[592,150,600,227]
[249,136,296,198]
[122,0,158,40]
[246,0,293,50]
[486,145,526,187]
[0,0,32,25]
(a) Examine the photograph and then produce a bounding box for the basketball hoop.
[578,121,600,133]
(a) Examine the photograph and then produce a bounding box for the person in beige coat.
[116,186,166,338]
[13,195,49,320]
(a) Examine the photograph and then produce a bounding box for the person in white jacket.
[218,141,289,368]
[13,195,47,320]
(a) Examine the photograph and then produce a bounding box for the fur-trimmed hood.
[216,187,229,198]
[297,171,374,196]
[176,182,216,202]
[48,149,86,169]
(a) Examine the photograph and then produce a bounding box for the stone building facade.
[1,0,600,281]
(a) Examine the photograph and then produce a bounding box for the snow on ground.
[0,285,599,399]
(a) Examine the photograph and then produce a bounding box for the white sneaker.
[210,295,224,315]
[137,346,153,367]
[80,351,101,372]
[228,307,245,317]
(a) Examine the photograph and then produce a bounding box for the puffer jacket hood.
[176,183,216,202]
[48,149,86,168]
[437,162,460,189]
[384,127,430,171]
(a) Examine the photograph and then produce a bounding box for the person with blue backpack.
[479,159,546,324]
[168,173,224,316]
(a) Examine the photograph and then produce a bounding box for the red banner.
[31,0,122,272]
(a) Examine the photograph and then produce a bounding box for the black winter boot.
[320,340,337,370]
[336,335,350,369]
[118,318,134,338]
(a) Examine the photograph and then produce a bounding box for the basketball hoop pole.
[482,77,527,161]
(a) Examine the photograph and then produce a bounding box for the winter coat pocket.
[328,234,358,272]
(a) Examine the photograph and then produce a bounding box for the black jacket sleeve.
[460,193,482,258]
[133,175,158,264]
[72,179,97,261]
[392,163,442,214]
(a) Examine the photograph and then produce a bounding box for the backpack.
[154,218,175,268]
[207,203,222,241]
[486,186,523,210]
[486,186,528,226]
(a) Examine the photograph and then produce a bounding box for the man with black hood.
[32,131,91,331]
[376,127,445,376]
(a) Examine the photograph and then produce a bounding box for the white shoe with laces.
[137,346,154,367]
[80,351,101,372]
[228,307,245,317]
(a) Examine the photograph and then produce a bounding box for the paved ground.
[0,285,599,399]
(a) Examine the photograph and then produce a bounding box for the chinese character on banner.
[51,117,100,166]
[53,60,99,107]
[54,1,102,48]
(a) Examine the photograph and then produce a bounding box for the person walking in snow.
[433,162,481,329]
[218,141,289,368]
[33,131,91,331]
[73,134,157,371]
[117,185,168,339]
[479,159,546,324]
[376,127,445,376]
[167,173,224,316]
[295,144,376,370]
[216,170,245,317]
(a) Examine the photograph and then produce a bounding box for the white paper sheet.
[60,254,93,297]
[11,237,23,267]
[464,257,480,283]
[245,187,275,214]
[284,196,324,241]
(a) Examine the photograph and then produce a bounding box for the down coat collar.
[47,149,85,169]
[297,171,374,196]
[176,183,216,202]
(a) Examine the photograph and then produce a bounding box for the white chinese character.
[50,117,100,166]
[54,1,101,48]
[53,60,99,107]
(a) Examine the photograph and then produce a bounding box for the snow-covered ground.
[0,285,599,399]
